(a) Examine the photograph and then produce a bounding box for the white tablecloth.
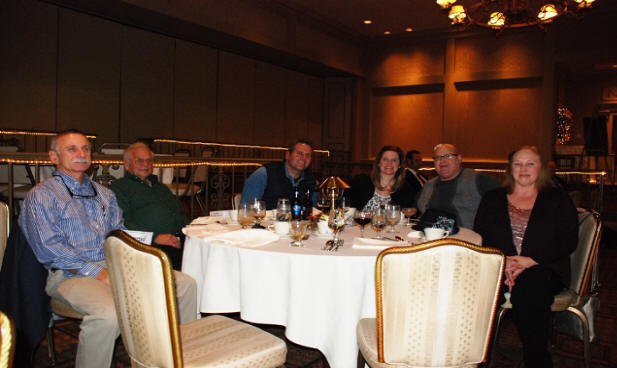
[182,223,481,368]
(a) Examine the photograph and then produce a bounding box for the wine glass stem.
[360,226,364,238]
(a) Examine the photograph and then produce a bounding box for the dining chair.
[488,210,602,368]
[357,239,505,368]
[357,239,504,368]
[103,230,287,368]
[0,309,15,368]
[46,298,85,365]
[0,202,9,272]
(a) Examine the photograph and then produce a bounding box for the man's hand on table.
[155,233,181,248]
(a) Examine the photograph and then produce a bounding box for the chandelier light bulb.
[537,4,559,21]
[487,11,506,27]
[436,0,457,9]
[574,0,595,8]
[448,5,467,24]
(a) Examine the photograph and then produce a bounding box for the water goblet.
[328,208,346,246]
[237,203,255,229]
[249,199,267,228]
[276,198,291,221]
[385,203,401,233]
[353,209,372,238]
[289,220,308,247]
[371,207,387,239]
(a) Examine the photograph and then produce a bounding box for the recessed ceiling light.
[363,19,372,24]
[405,27,413,32]
[384,31,391,35]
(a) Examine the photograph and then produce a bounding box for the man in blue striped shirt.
[19,130,197,368]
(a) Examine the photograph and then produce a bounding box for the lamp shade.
[318,176,350,191]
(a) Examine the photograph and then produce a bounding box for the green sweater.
[110,172,189,244]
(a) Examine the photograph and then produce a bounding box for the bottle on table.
[291,186,302,220]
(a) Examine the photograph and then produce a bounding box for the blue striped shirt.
[19,170,125,278]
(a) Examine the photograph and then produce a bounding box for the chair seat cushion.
[357,318,394,368]
[551,289,578,311]
[180,315,286,368]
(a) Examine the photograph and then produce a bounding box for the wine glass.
[401,207,417,226]
[371,207,386,239]
[385,203,401,233]
[316,193,330,214]
[354,209,372,238]
[289,220,308,247]
[237,203,255,229]
[276,198,291,221]
[328,208,346,246]
[249,199,267,228]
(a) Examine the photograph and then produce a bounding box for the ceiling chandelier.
[436,0,596,30]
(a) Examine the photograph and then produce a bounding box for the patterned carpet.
[33,228,617,368]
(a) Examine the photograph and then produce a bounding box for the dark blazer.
[348,174,415,210]
[473,187,578,285]
[0,225,50,366]
[404,169,424,204]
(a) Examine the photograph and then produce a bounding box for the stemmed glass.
[354,209,372,238]
[402,207,417,226]
[289,220,308,247]
[276,198,291,221]
[385,203,401,233]
[327,208,346,246]
[371,207,387,239]
[237,203,255,229]
[249,199,267,228]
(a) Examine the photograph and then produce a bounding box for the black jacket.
[347,174,415,210]
[473,187,578,285]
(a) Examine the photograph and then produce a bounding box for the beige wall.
[0,0,334,151]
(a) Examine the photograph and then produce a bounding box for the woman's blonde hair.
[503,145,551,194]
[370,145,406,192]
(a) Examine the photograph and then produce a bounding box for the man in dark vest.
[240,139,317,210]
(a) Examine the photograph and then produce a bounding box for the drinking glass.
[385,203,401,233]
[276,198,291,221]
[371,207,387,239]
[316,193,330,213]
[237,203,255,229]
[401,207,417,226]
[354,209,372,238]
[249,199,267,228]
[328,208,346,246]
[289,220,308,247]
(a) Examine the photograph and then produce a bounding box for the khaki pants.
[46,264,197,368]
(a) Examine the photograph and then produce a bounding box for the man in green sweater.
[110,142,189,269]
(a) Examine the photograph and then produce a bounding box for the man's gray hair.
[123,142,153,162]
[50,129,89,152]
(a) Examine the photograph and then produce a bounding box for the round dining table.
[182,220,481,368]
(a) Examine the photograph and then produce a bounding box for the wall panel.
[449,86,543,160]
[57,9,121,144]
[285,70,310,143]
[0,0,57,130]
[370,92,443,157]
[121,27,175,142]
[254,62,287,146]
[370,41,446,86]
[174,40,217,142]
[217,51,255,144]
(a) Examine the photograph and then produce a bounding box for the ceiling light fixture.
[405,27,414,32]
[437,0,597,30]
[384,30,391,34]
[363,19,372,24]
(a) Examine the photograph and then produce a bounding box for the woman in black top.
[347,145,415,211]
[474,146,578,368]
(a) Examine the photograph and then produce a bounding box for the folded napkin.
[190,216,226,225]
[351,237,401,250]
[183,223,230,238]
[203,229,279,248]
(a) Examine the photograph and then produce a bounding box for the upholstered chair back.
[375,239,504,367]
[0,309,15,368]
[104,230,182,368]
[0,202,8,271]
[569,211,602,295]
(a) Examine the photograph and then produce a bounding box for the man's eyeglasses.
[53,174,98,199]
[433,153,459,161]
